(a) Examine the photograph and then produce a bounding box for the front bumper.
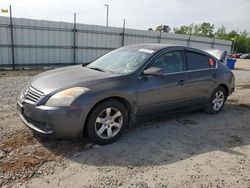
[17,101,91,138]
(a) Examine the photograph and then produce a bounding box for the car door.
[137,49,188,116]
[184,49,218,105]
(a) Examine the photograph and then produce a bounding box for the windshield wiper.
[87,66,105,72]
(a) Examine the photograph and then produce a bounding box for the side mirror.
[143,67,164,76]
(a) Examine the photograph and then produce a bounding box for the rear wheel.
[86,99,128,145]
[205,86,227,114]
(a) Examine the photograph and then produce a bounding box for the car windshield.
[87,47,152,75]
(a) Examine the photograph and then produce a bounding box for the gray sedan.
[17,44,235,144]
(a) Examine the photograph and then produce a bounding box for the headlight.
[45,87,89,107]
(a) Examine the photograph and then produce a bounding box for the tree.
[227,30,238,40]
[174,23,215,37]
[235,31,248,53]
[193,24,200,36]
[162,25,171,33]
[155,25,171,33]
[190,22,215,37]
[200,22,214,37]
[247,37,250,53]
[173,25,192,34]
[152,22,250,53]
[215,25,227,39]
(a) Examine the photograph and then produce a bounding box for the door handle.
[178,80,185,86]
[211,73,217,78]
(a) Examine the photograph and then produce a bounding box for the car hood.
[30,65,117,95]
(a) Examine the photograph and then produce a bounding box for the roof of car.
[126,43,224,61]
[126,43,181,51]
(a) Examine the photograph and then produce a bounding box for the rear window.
[186,51,216,70]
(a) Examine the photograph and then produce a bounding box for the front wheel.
[205,86,227,114]
[86,99,128,145]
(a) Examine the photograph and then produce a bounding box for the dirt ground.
[0,59,250,188]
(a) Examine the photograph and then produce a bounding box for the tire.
[86,99,128,145]
[205,86,227,114]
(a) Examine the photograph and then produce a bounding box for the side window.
[150,51,184,74]
[186,51,216,70]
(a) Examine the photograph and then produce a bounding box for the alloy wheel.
[95,107,123,139]
[212,90,224,111]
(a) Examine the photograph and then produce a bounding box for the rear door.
[137,49,189,116]
[184,49,218,105]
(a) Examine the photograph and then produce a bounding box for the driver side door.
[137,49,189,116]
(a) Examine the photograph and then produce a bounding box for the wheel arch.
[218,83,229,97]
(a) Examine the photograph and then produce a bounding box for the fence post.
[73,13,77,64]
[211,36,215,48]
[187,33,192,47]
[9,5,15,70]
[158,31,162,44]
[121,19,125,46]
[231,39,235,53]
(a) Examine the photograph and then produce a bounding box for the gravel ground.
[0,60,250,188]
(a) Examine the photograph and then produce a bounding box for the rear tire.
[205,86,227,114]
[86,99,128,145]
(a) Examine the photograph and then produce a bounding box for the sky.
[1,0,250,33]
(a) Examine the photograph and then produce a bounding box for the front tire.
[86,99,128,145]
[205,86,227,114]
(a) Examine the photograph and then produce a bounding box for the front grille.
[23,86,44,104]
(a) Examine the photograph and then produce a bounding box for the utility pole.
[104,4,109,27]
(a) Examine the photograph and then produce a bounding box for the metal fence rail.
[0,16,232,69]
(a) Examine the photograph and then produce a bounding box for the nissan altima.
[17,44,235,144]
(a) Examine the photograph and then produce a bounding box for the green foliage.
[194,23,215,37]
[173,25,192,34]
[234,31,248,53]
[174,23,214,37]
[216,29,250,53]
[155,25,171,33]
[227,30,238,40]
[215,25,227,39]
[247,38,250,52]
[151,23,250,53]
[174,23,250,53]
